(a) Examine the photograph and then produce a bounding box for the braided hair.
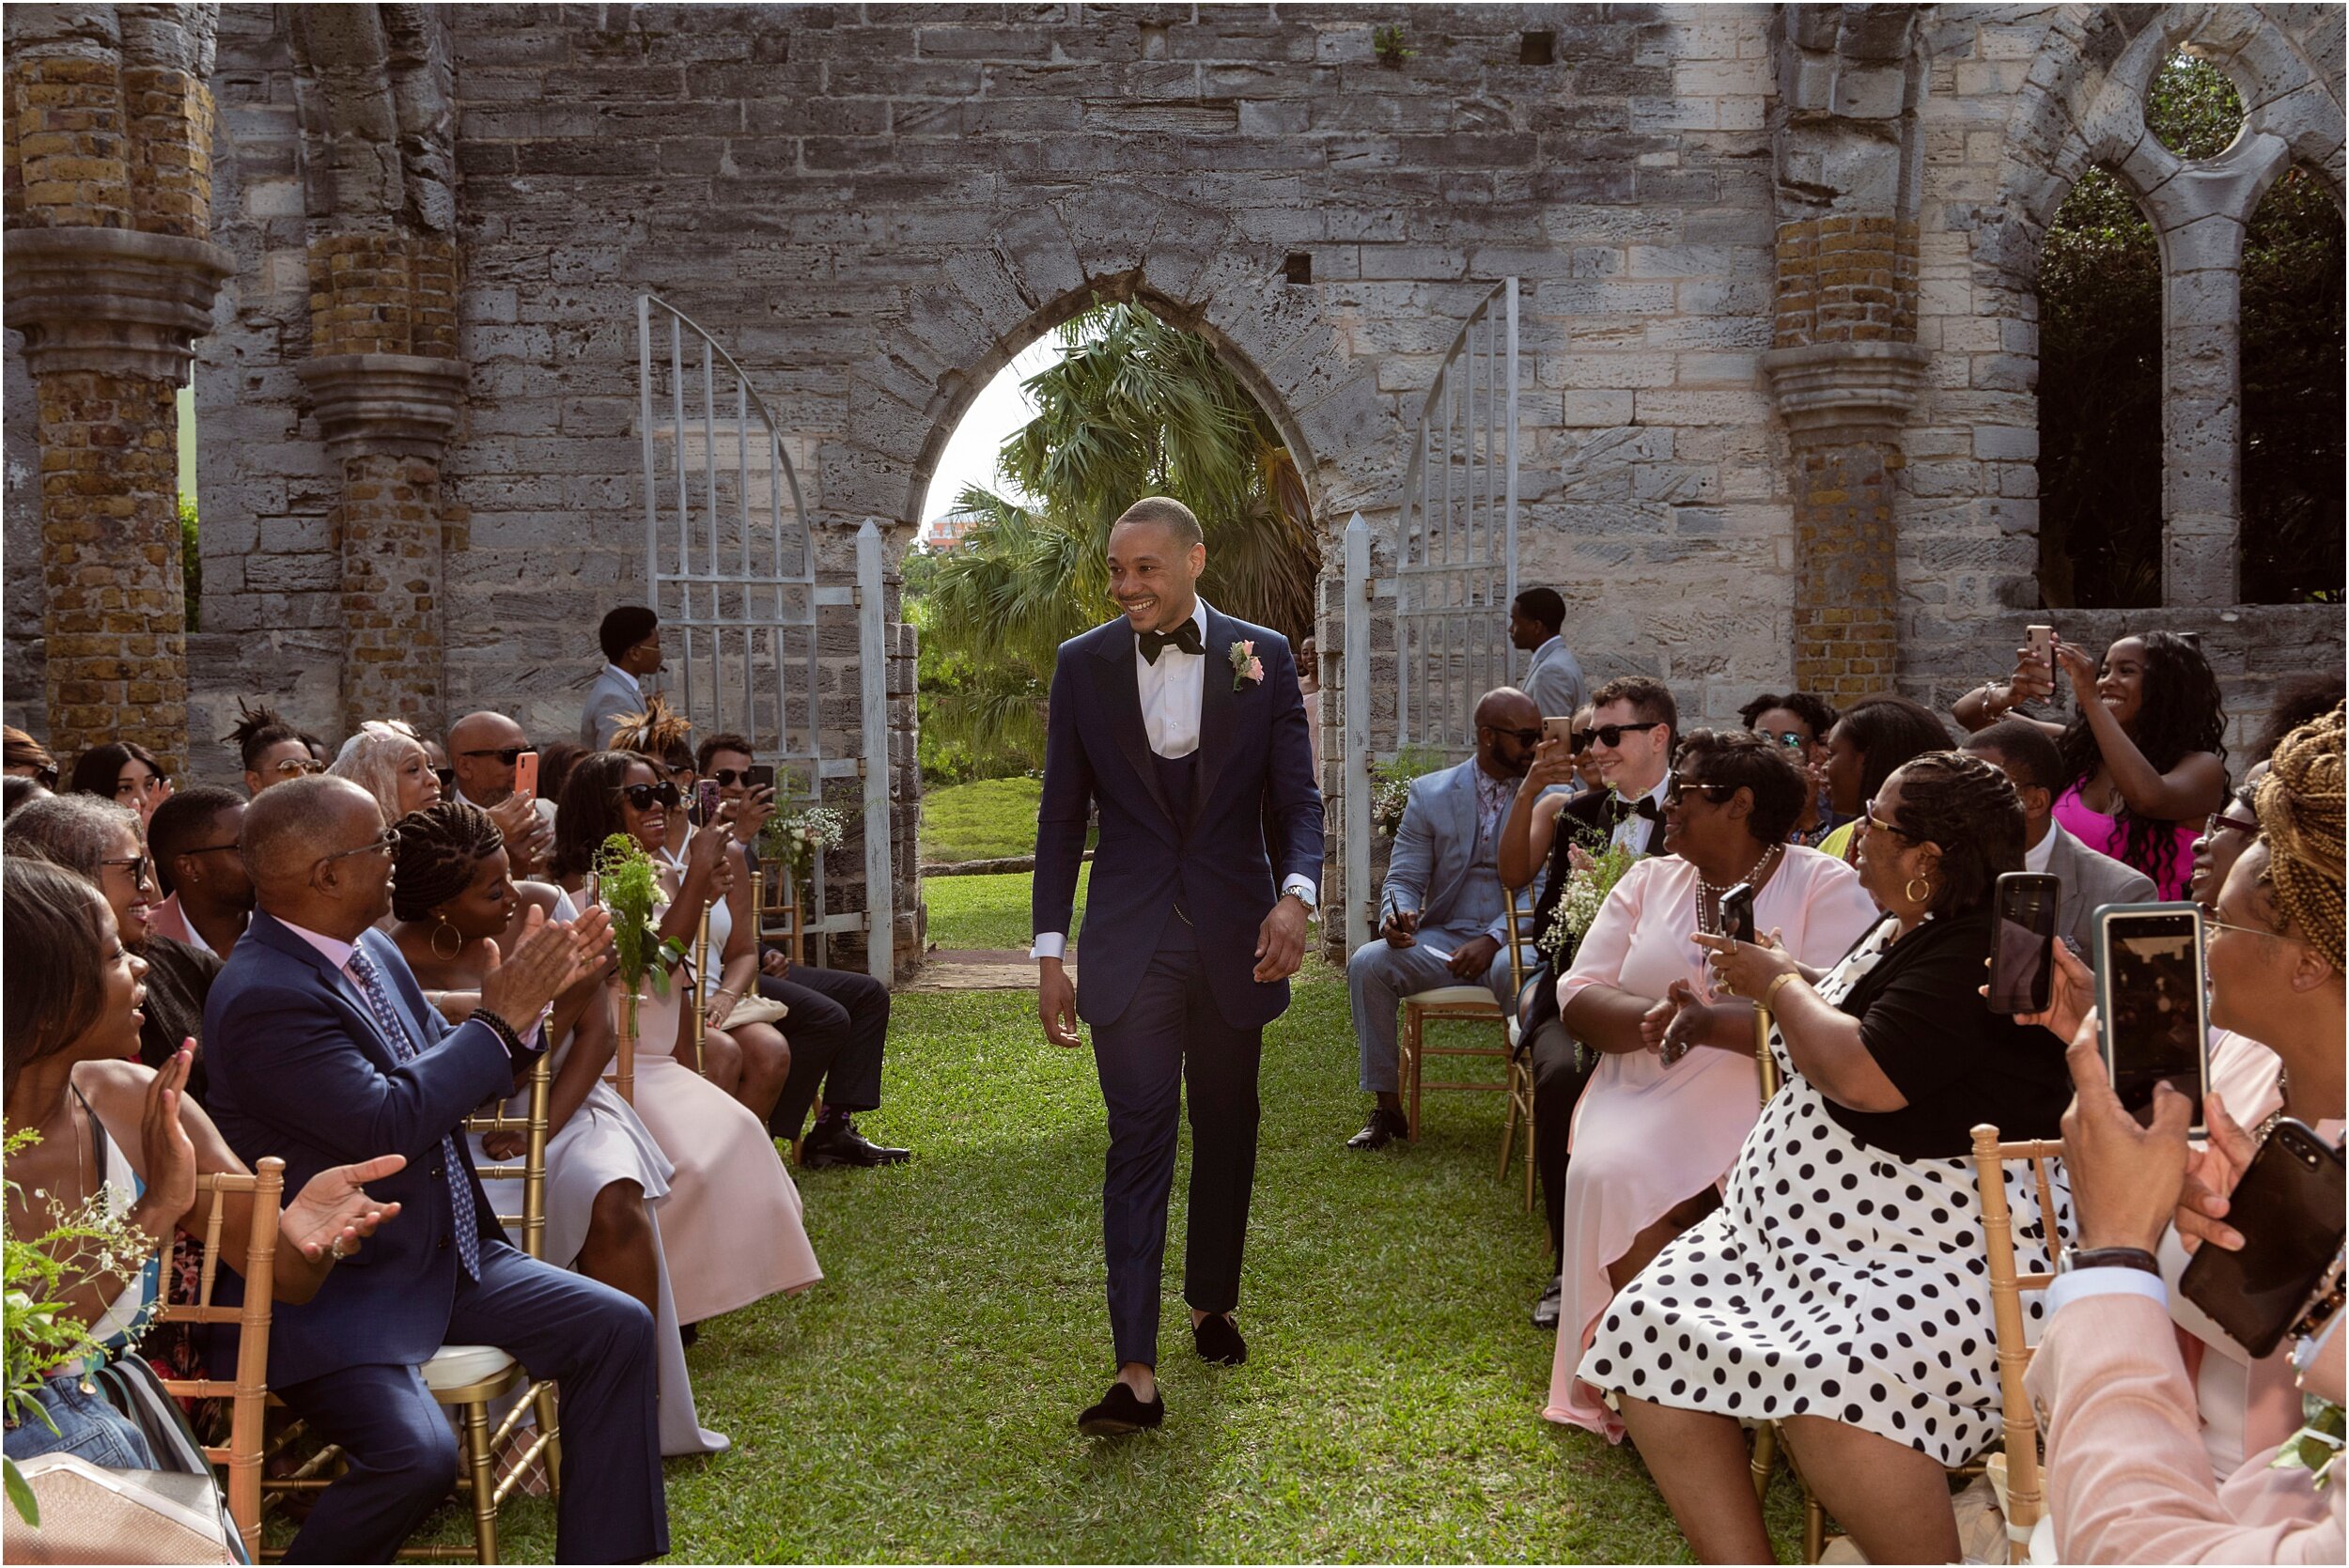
[1888,751,2025,920]
[2055,631,2226,893]
[2253,701,2344,972]
[389,800,506,924]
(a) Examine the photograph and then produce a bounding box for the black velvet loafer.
[1077,1381,1164,1436]
[1193,1312,1248,1366]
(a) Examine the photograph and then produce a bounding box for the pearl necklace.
[1694,843,1781,937]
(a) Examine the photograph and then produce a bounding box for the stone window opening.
[1519,31,1556,67]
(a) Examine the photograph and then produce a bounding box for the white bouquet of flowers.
[1538,839,1637,964]
[761,801,847,885]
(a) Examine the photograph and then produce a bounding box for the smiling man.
[1031,495,1324,1436]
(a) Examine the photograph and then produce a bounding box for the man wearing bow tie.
[1033,497,1324,1436]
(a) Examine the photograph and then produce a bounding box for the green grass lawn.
[924,866,1087,951]
[397,920,1809,1561]
[921,775,1044,862]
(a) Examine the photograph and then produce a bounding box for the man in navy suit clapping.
[204,776,664,1562]
[1032,497,1325,1436]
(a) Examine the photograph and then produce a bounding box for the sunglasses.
[269,756,327,779]
[707,768,769,787]
[1754,729,1810,752]
[620,782,682,812]
[433,766,455,791]
[1482,724,1544,747]
[100,854,154,890]
[459,746,533,766]
[1860,799,1923,843]
[319,828,401,867]
[1661,774,1735,808]
[182,841,241,857]
[1573,721,1665,751]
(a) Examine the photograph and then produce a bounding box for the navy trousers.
[1090,916,1264,1369]
[273,1239,665,1564]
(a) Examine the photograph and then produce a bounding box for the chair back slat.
[462,1054,552,1261]
[1753,1004,1780,1103]
[1969,1124,2065,1564]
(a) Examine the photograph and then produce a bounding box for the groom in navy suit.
[1032,496,1325,1435]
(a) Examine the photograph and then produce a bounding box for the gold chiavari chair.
[152,1157,287,1560]
[1494,885,1543,1210]
[691,904,711,1077]
[1970,1123,2066,1564]
[1396,887,1531,1148]
[1742,999,1828,1561]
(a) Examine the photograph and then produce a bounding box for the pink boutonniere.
[1228,639,1263,691]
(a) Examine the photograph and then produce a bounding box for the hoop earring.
[430,922,464,961]
[1905,876,1934,907]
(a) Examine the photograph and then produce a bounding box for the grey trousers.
[1345,930,1513,1094]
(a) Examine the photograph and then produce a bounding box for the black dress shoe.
[1193,1312,1247,1366]
[800,1118,912,1168]
[1532,1274,1563,1332]
[1077,1381,1164,1436]
[1346,1107,1410,1151]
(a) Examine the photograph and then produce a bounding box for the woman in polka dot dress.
[1578,753,2075,1563]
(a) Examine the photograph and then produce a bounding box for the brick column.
[2,9,231,773]
[298,234,465,735]
[1763,215,1925,703]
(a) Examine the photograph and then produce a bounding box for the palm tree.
[917,301,1320,766]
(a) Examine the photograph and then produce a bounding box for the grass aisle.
[416,880,1800,1560]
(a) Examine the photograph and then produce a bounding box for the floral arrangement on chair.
[758,801,846,892]
[593,833,687,1095]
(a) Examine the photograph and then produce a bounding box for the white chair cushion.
[1405,986,1504,1007]
[422,1343,516,1391]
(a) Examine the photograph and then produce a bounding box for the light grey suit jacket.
[1525,635,1587,721]
[578,666,646,749]
[2046,822,2158,961]
[1378,759,1533,946]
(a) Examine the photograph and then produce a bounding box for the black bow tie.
[1611,794,1661,825]
[1138,621,1205,664]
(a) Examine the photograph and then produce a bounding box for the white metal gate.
[637,295,894,982]
[1394,277,1520,755]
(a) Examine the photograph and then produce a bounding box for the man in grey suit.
[1345,688,1543,1150]
[1511,587,1586,722]
[580,604,664,749]
[1965,720,2155,956]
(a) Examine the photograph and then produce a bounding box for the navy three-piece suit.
[1033,605,1325,1367]
[204,912,664,1563]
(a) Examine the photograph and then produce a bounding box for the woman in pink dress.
[1542,730,1879,1436]
[1952,629,2225,898]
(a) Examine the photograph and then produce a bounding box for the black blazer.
[1519,788,1669,1037]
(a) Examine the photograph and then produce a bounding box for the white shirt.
[2024,819,2058,875]
[1032,601,1315,961]
[1609,773,1672,855]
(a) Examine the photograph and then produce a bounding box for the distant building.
[917,508,988,553]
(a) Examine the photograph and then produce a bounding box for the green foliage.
[1372,23,1416,63]
[2041,54,2343,606]
[179,495,200,634]
[922,865,1088,950]
[921,776,1045,863]
[592,833,684,999]
[912,302,1321,773]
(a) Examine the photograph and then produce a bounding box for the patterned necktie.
[346,944,479,1280]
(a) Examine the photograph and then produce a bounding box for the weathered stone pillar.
[299,234,464,734]
[2,5,231,773]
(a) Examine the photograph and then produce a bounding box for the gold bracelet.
[1762,971,1802,1009]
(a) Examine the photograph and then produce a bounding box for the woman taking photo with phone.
[1955,629,2227,899]
[1579,752,2073,1563]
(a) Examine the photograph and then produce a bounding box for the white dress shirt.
[2024,819,2058,875]
[1609,773,1672,855]
[1033,601,1315,961]
[603,663,644,706]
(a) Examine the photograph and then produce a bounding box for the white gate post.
[1343,512,1372,955]
[856,520,894,986]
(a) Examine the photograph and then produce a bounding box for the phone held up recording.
[1987,872,2060,1015]
[2092,902,2210,1138]
[1719,882,1757,947]
[2179,1118,2346,1358]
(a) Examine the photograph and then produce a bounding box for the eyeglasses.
[99,854,153,891]
[318,829,401,868]
[1662,774,1735,808]
[2202,811,2260,839]
[1482,724,1544,747]
[459,747,532,766]
[1754,729,1810,752]
[268,757,326,779]
[620,782,682,812]
[1574,721,1665,750]
[2201,911,2312,950]
[1860,799,1923,843]
[181,841,241,857]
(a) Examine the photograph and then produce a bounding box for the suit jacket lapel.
[248,914,402,1071]
[1191,607,1237,832]
[1092,625,1175,831]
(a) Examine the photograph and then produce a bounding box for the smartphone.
[1542,715,1577,747]
[1719,882,1757,946]
[2179,1119,2346,1357]
[1987,872,2061,1014]
[696,779,721,825]
[512,749,539,801]
[2026,624,2054,679]
[744,763,776,794]
[2092,903,2209,1134]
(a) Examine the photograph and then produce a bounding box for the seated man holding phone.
[1963,718,2155,959]
[1343,688,1543,1151]
[444,711,556,878]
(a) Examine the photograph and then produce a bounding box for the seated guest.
[387,801,727,1456]
[326,719,443,823]
[1563,702,1603,793]
[1497,676,1676,1327]
[1740,691,1841,845]
[3,775,48,818]
[1542,731,1877,1434]
[1579,752,2070,1562]
[227,700,324,797]
[69,738,171,829]
[701,733,908,1165]
[3,857,403,1472]
[1510,587,1587,722]
[445,710,557,878]
[1962,718,2155,957]
[537,741,583,809]
[583,604,663,749]
[5,794,220,1103]
[1345,688,1544,1151]
[552,752,822,1326]
[2249,674,2345,778]
[147,785,255,958]
[4,724,59,788]
[1814,693,1950,862]
[203,776,665,1562]
[1954,629,2227,898]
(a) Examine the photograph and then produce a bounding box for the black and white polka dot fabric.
[1574,924,2072,1467]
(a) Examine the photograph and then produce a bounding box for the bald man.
[445,711,555,877]
[202,777,664,1562]
[1345,687,1545,1150]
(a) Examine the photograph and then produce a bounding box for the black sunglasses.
[1482,724,1544,747]
[1861,799,1923,843]
[620,782,682,812]
[1574,721,1665,750]
[459,746,533,766]
[181,841,242,857]
[100,854,153,890]
[433,767,455,790]
[1662,774,1735,808]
